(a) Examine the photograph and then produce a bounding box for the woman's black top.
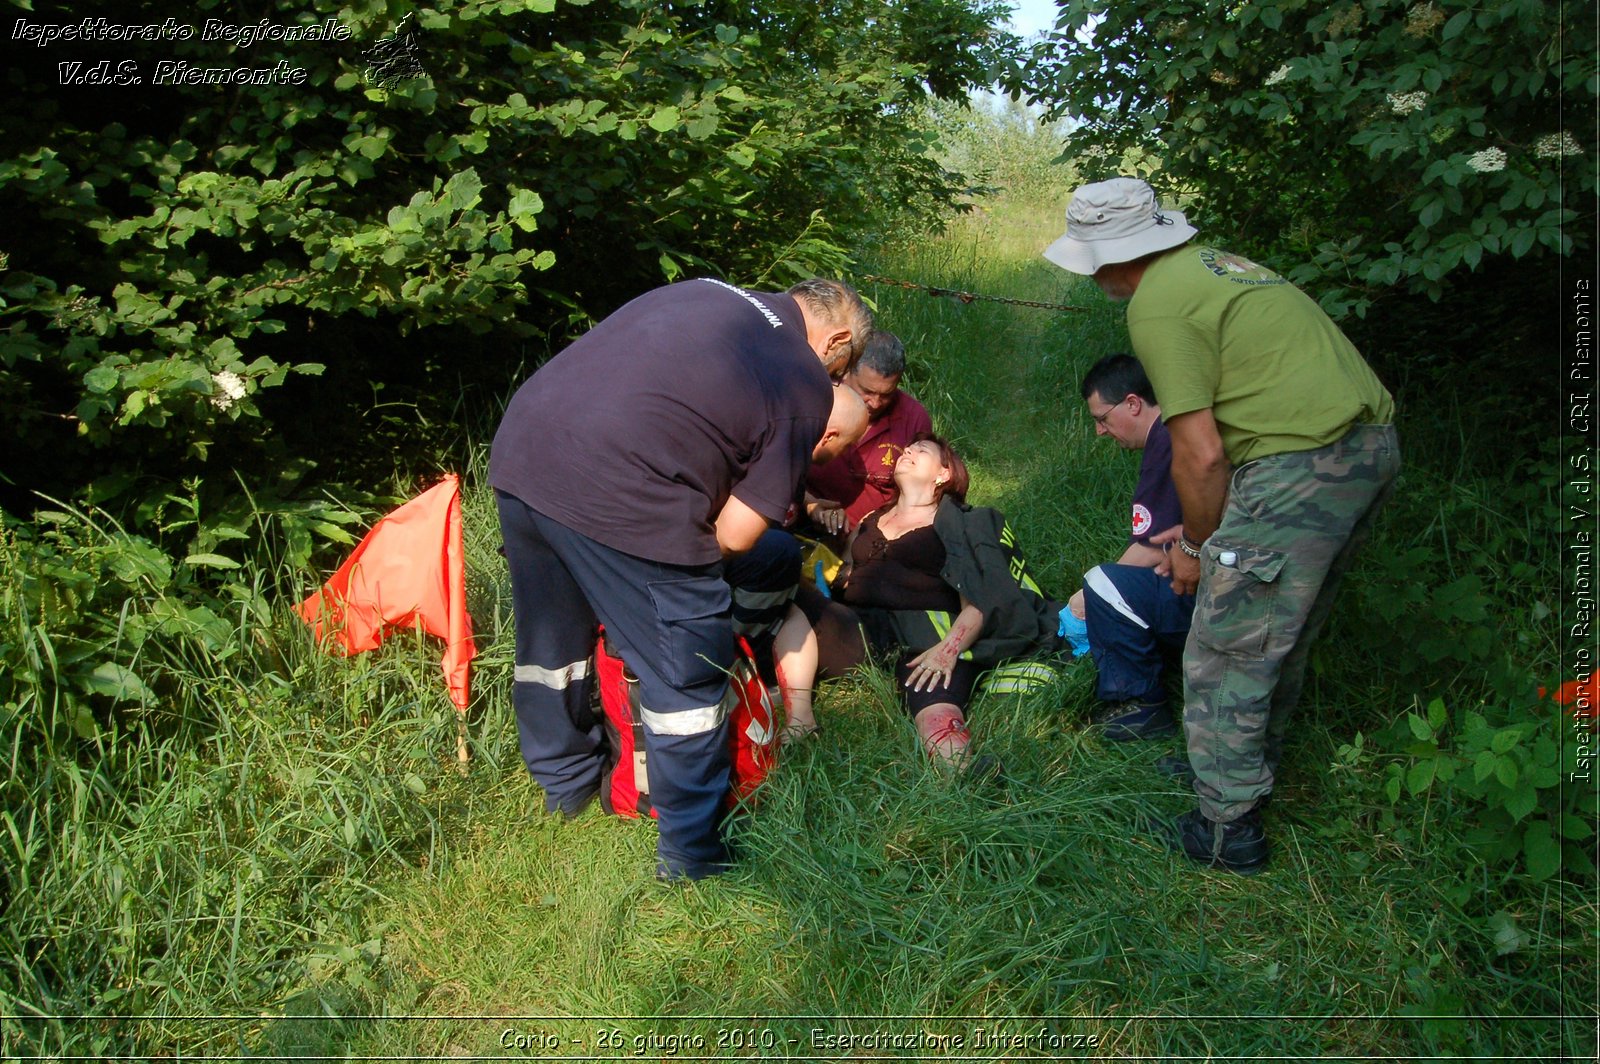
[837,510,961,614]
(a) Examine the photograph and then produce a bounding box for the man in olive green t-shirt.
[1044,178,1401,875]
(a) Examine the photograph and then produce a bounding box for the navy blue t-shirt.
[490,279,831,565]
[1130,417,1182,546]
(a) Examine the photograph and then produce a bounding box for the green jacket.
[933,499,1065,664]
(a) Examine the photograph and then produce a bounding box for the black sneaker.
[1156,806,1270,875]
[1091,700,1176,741]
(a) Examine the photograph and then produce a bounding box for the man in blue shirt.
[491,278,871,881]
[1071,354,1195,741]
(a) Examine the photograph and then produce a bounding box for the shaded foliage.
[1011,0,1592,319]
[0,0,1014,532]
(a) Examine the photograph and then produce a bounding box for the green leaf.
[183,553,241,569]
[84,366,120,393]
[1442,10,1472,39]
[1405,758,1438,795]
[404,773,427,795]
[1494,756,1519,788]
[1490,728,1521,754]
[1426,697,1447,731]
[1407,713,1434,742]
[1559,813,1594,840]
[507,188,545,231]
[442,168,484,211]
[84,663,152,702]
[1504,784,1538,822]
[1522,820,1560,881]
[647,106,681,132]
[72,702,99,740]
[1488,911,1529,955]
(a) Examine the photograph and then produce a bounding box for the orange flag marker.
[297,475,477,724]
[1549,676,1598,721]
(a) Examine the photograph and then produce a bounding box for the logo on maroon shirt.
[1131,503,1153,537]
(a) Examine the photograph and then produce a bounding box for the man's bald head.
[811,383,869,463]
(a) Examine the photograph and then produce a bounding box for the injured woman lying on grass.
[771,435,1069,772]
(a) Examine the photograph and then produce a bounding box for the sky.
[1004,0,1061,38]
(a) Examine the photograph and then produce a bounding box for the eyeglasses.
[1090,399,1124,425]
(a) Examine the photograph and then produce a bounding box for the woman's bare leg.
[771,602,819,743]
[913,702,970,763]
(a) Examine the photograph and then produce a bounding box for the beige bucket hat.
[1042,178,1198,275]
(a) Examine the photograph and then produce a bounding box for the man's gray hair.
[856,330,906,379]
[787,278,874,369]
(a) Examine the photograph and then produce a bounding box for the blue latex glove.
[1058,606,1091,656]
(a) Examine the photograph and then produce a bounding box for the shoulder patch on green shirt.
[1195,248,1287,286]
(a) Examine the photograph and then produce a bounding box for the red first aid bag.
[594,628,778,818]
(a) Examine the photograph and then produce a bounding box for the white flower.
[1466,147,1507,173]
[1405,2,1445,37]
[1387,91,1428,115]
[210,370,247,411]
[1264,64,1292,87]
[1534,132,1583,158]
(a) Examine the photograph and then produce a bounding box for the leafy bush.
[1,0,1012,532]
[1013,0,1593,317]
[1344,693,1595,883]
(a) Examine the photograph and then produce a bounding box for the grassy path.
[262,200,1592,1061]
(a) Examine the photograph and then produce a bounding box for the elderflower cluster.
[1404,2,1445,37]
[1466,147,1507,173]
[50,294,94,329]
[1263,64,1292,87]
[1387,91,1428,115]
[1323,5,1364,37]
[210,370,247,411]
[1534,132,1583,158]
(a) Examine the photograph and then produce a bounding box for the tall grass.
[1,492,496,1055]
[3,197,1589,1058]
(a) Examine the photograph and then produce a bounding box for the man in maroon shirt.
[803,331,934,534]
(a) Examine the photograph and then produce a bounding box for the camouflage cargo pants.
[1184,423,1401,823]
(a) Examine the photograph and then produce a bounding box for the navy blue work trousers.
[496,491,735,880]
[1082,562,1195,707]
